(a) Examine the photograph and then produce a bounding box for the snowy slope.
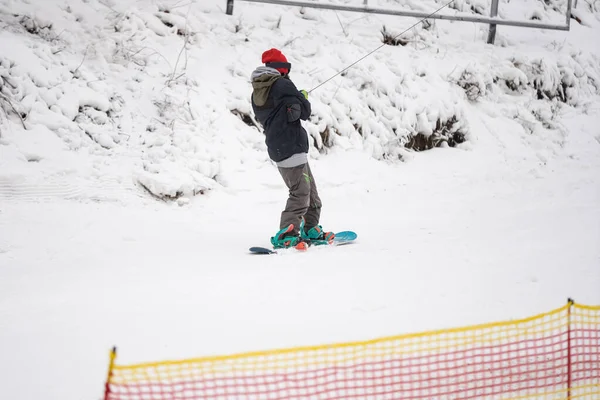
[1,0,599,399]
[1,0,598,200]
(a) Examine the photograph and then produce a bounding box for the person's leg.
[302,162,322,232]
[277,163,310,237]
[301,163,334,242]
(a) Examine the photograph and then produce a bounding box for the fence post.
[566,0,573,28]
[567,298,574,400]
[487,0,500,44]
[226,0,234,15]
[104,347,117,400]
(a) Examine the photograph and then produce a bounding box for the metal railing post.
[487,0,500,44]
[226,0,234,15]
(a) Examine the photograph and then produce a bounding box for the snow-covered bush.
[380,23,438,50]
[18,15,55,40]
[448,0,488,15]
[540,0,565,13]
[404,115,467,151]
[529,100,562,131]
[0,63,27,129]
[494,65,530,93]
[447,52,599,108]
[580,0,600,12]
[381,25,409,47]
[231,108,261,130]
[510,55,595,105]
[451,64,493,101]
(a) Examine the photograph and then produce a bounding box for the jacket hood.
[251,66,281,106]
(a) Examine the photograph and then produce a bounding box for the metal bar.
[237,0,570,30]
[566,0,573,28]
[226,0,234,15]
[487,0,500,44]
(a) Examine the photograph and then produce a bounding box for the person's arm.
[277,78,311,121]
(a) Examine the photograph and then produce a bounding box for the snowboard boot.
[300,218,335,244]
[270,224,306,249]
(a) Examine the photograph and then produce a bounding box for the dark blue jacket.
[251,68,311,162]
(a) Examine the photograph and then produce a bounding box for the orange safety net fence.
[104,301,599,400]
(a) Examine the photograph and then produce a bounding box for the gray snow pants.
[278,162,322,236]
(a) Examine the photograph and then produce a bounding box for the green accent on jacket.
[252,74,281,106]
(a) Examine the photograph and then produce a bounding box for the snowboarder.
[250,48,334,249]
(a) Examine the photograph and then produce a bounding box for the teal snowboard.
[249,231,357,255]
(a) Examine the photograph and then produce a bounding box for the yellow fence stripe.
[573,303,600,311]
[113,303,571,372]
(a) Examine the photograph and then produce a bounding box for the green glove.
[300,89,308,99]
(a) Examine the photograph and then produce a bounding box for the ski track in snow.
[0,176,82,200]
[0,0,599,399]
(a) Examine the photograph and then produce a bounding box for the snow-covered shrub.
[494,65,530,93]
[380,23,437,50]
[527,59,561,102]
[452,65,491,101]
[529,100,562,131]
[18,15,54,40]
[154,10,195,38]
[511,55,590,105]
[447,0,488,15]
[304,120,338,151]
[541,0,564,13]
[404,115,467,151]
[231,108,261,130]
[0,64,27,129]
[447,52,598,108]
[136,151,216,201]
[381,25,409,46]
[580,0,600,12]
[297,6,322,21]
[318,125,334,148]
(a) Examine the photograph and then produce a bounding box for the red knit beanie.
[262,48,291,75]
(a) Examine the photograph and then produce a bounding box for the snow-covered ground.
[1,0,599,399]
